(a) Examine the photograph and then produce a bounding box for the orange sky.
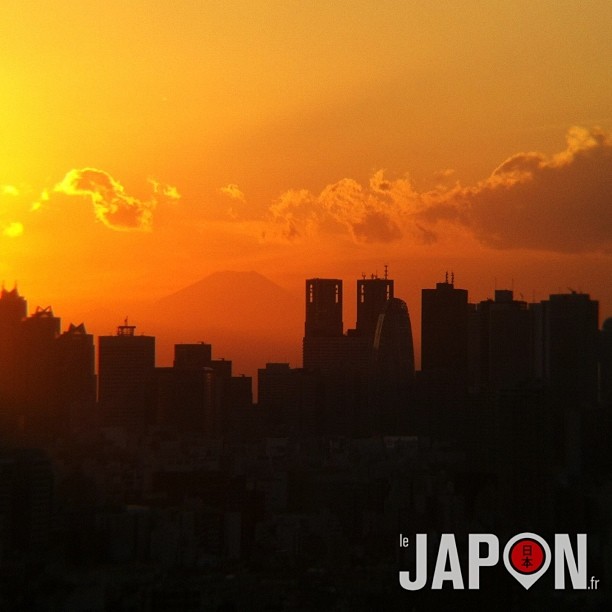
[0,1,611,368]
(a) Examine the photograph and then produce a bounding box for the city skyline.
[1,272,608,374]
[1,3,611,606]
[0,2,610,336]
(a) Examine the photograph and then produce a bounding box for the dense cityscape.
[0,272,611,610]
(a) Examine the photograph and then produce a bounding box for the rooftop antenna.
[384,264,388,280]
[451,271,454,285]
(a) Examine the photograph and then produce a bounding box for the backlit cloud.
[1,185,19,197]
[2,222,24,238]
[268,172,427,244]
[149,178,181,200]
[263,126,612,253]
[426,126,612,252]
[220,184,246,202]
[55,168,180,231]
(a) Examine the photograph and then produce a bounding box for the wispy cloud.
[1,185,20,197]
[2,222,24,238]
[55,168,180,231]
[220,184,246,202]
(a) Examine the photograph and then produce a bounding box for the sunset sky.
[1,1,611,366]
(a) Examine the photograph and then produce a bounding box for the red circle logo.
[509,538,546,574]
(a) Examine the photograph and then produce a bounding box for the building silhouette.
[55,323,96,429]
[356,273,393,338]
[468,289,534,391]
[17,306,61,432]
[421,274,469,383]
[304,278,343,338]
[0,286,27,410]
[98,322,155,431]
[157,343,252,437]
[601,318,612,408]
[536,292,599,406]
[302,272,415,434]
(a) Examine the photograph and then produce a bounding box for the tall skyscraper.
[356,273,393,338]
[55,323,96,429]
[304,278,343,338]
[537,292,599,405]
[18,306,61,429]
[468,289,534,390]
[303,272,415,434]
[174,342,212,369]
[600,318,612,408]
[421,274,469,381]
[373,297,415,382]
[157,343,252,437]
[98,322,155,431]
[0,286,27,407]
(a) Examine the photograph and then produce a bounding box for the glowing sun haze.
[1,0,611,358]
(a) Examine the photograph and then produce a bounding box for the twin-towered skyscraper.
[302,271,415,434]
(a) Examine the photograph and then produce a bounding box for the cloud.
[2,222,24,238]
[220,184,246,202]
[149,178,181,200]
[268,172,424,243]
[262,126,612,253]
[0,185,26,238]
[426,126,612,252]
[1,185,19,197]
[55,168,180,231]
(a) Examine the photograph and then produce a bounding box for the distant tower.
[356,274,394,338]
[371,297,415,431]
[373,297,415,381]
[0,286,27,324]
[421,275,469,380]
[98,322,155,431]
[18,306,61,425]
[174,343,212,369]
[305,278,343,337]
[601,318,612,408]
[55,323,96,428]
[468,289,534,390]
[0,287,27,404]
[537,292,599,405]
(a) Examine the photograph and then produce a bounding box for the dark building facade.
[304,278,343,338]
[157,343,252,437]
[468,289,535,391]
[356,275,394,338]
[421,275,469,382]
[55,323,96,430]
[537,292,599,406]
[302,273,415,434]
[98,322,156,431]
[601,318,612,408]
[0,287,27,409]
